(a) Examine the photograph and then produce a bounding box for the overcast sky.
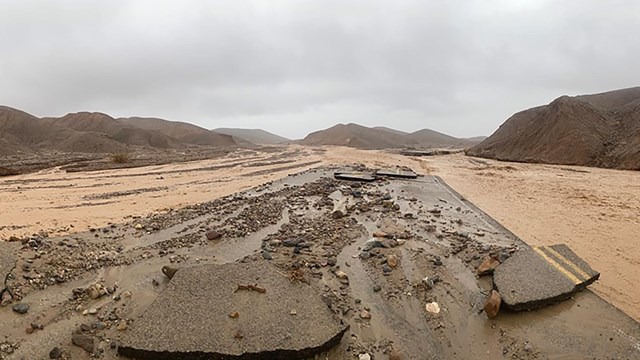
[1,0,638,139]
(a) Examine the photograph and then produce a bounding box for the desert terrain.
[1,146,638,321]
[0,145,639,359]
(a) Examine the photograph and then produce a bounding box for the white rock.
[426,301,440,314]
[359,354,371,360]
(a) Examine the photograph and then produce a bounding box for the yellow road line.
[533,247,581,285]
[542,246,591,281]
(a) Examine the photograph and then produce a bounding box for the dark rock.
[49,347,62,359]
[283,238,302,247]
[382,264,393,273]
[373,284,382,292]
[12,303,29,314]
[359,251,371,259]
[205,230,222,241]
[72,333,94,353]
[261,251,273,260]
[331,210,345,219]
[326,257,337,266]
[162,265,179,279]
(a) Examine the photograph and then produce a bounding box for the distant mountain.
[121,117,237,146]
[301,123,476,150]
[213,128,289,145]
[42,112,184,149]
[301,123,412,150]
[0,106,129,155]
[467,87,640,170]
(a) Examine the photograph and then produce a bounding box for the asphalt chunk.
[494,244,600,311]
[118,261,348,360]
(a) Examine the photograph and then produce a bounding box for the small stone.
[229,311,240,318]
[72,333,94,353]
[12,303,29,314]
[283,238,302,247]
[425,302,440,314]
[123,291,132,298]
[162,265,179,279]
[359,309,371,319]
[134,223,144,230]
[477,256,500,276]
[484,290,501,318]
[372,231,388,238]
[205,230,222,240]
[117,321,128,331]
[261,251,273,260]
[382,264,393,273]
[86,283,107,300]
[49,347,62,359]
[359,251,371,259]
[387,254,398,268]
[1,290,13,306]
[290,309,297,315]
[359,354,372,360]
[373,284,382,292]
[335,270,349,280]
[332,210,345,219]
[326,257,337,266]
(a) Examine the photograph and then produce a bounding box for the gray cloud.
[1,0,638,138]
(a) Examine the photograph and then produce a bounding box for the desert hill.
[42,112,184,149]
[0,106,130,155]
[467,87,640,170]
[213,128,290,145]
[121,117,237,146]
[301,123,413,149]
[301,123,478,150]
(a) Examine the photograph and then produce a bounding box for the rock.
[290,309,298,315]
[359,309,371,319]
[477,256,500,276]
[261,251,273,260]
[72,333,94,353]
[359,251,371,259]
[162,265,179,279]
[387,254,398,268]
[373,284,382,292]
[331,210,345,219]
[229,311,240,318]
[86,283,108,299]
[283,238,302,247]
[117,321,128,331]
[49,347,62,359]
[425,302,440,314]
[12,303,29,314]
[382,264,393,273]
[484,290,501,318]
[373,231,389,238]
[335,271,349,280]
[359,354,372,360]
[326,257,337,266]
[134,223,144,230]
[205,230,222,240]
[1,291,13,307]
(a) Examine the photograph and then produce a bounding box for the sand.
[1,146,638,321]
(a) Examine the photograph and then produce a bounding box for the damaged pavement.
[0,166,639,359]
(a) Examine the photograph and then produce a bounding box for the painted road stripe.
[542,246,591,281]
[533,247,582,285]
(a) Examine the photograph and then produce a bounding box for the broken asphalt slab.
[494,244,600,311]
[374,168,418,179]
[118,261,348,360]
[0,242,19,295]
[333,172,376,182]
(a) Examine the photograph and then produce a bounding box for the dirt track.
[1,146,639,323]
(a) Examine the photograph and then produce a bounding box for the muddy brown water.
[1,167,638,359]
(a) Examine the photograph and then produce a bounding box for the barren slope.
[43,112,184,149]
[301,123,416,149]
[213,127,289,144]
[122,117,237,146]
[468,86,640,169]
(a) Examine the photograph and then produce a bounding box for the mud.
[0,166,638,359]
